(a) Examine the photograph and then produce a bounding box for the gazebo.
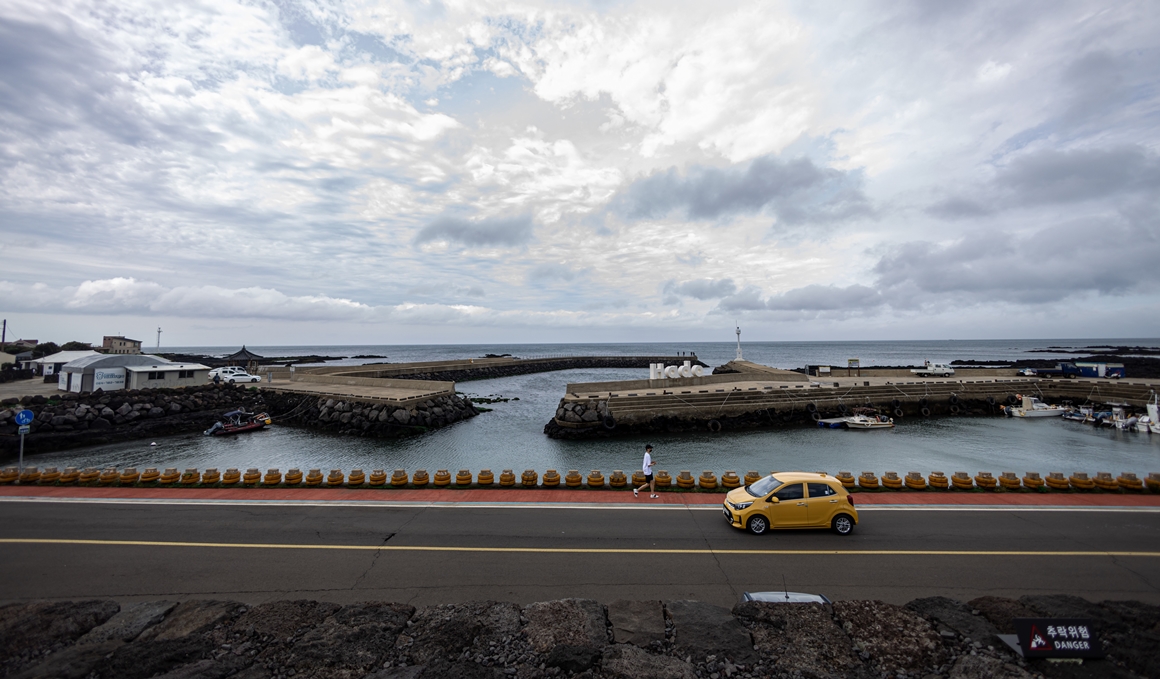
[224,346,264,373]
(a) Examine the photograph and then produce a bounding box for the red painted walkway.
[1,485,1157,506]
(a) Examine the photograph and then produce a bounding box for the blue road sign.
[14,409,34,426]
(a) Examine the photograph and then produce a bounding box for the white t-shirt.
[642,452,653,475]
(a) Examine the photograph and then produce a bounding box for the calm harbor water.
[22,338,1160,476]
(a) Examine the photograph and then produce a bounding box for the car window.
[772,483,804,501]
[746,475,780,497]
[807,483,837,498]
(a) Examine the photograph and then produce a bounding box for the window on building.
[178,370,194,379]
[147,371,167,380]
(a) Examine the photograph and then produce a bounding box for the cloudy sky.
[1,0,1158,346]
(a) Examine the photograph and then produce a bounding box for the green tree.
[31,342,60,358]
[61,341,92,351]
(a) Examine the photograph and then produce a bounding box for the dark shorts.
[644,474,654,482]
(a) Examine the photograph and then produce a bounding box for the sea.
[16,339,1160,477]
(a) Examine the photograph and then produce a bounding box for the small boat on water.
[1003,395,1066,418]
[204,410,271,436]
[1062,405,1093,423]
[843,414,895,429]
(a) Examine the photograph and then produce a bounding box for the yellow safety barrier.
[499,470,516,487]
[159,468,181,486]
[1045,472,1069,490]
[1117,473,1143,491]
[835,471,856,489]
[974,472,997,490]
[564,470,581,488]
[903,472,927,490]
[587,470,605,488]
[326,469,344,486]
[140,467,161,484]
[19,467,41,484]
[0,467,18,485]
[1022,472,1044,489]
[632,470,647,486]
[1069,472,1095,491]
[928,471,949,490]
[220,468,240,486]
[98,468,119,486]
[304,469,323,486]
[456,470,473,486]
[478,469,495,486]
[950,472,973,490]
[653,470,672,488]
[722,471,741,489]
[676,470,695,489]
[242,468,261,486]
[79,468,101,485]
[412,470,429,487]
[119,468,140,485]
[1146,473,1160,493]
[881,472,902,490]
[433,470,451,487]
[368,470,387,487]
[348,469,366,487]
[998,472,1020,490]
[262,469,281,486]
[858,472,879,490]
[744,470,762,486]
[40,467,61,485]
[522,470,539,487]
[542,469,560,487]
[609,470,627,488]
[698,471,718,490]
[1093,472,1118,491]
[283,469,302,486]
[390,469,408,487]
[179,469,200,486]
[202,468,220,485]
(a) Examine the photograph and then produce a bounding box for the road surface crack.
[352,532,395,590]
[687,505,739,598]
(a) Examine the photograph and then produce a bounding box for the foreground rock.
[1,595,1155,678]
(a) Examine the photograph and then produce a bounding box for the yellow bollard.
[542,469,560,487]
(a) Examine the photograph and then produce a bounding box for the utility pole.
[1,318,6,352]
[735,324,743,361]
[156,327,162,351]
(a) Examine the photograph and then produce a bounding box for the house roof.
[63,353,176,372]
[33,350,101,365]
[123,363,210,372]
[225,346,264,360]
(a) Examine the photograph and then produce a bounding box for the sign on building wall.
[57,372,71,391]
[69,373,83,393]
[93,367,126,391]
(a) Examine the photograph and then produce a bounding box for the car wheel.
[228,378,236,384]
[831,514,854,535]
[747,515,768,535]
[251,377,258,382]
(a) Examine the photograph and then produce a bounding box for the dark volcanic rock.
[0,599,119,674]
[666,600,758,664]
[291,602,415,674]
[733,600,866,679]
[396,602,522,665]
[948,654,1033,679]
[544,644,602,673]
[78,600,177,645]
[9,640,122,679]
[602,643,697,679]
[101,637,218,679]
[907,596,1005,648]
[608,599,666,646]
[138,600,241,642]
[832,599,949,676]
[523,598,607,652]
[967,595,1039,634]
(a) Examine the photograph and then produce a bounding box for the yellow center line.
[1,538,1158,557]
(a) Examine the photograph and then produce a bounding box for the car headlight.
[729,501,753,510]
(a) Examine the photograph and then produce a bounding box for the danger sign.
[1013,618,1103,658]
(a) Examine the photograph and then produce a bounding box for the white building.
[34,350,100,376]
[59,354,210,392]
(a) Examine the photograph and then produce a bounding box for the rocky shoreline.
[2,594,1154,679]
[0,385,478,458]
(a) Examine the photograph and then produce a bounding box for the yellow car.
[723,472,858,535]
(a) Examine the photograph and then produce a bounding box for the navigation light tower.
[735,324,743,360]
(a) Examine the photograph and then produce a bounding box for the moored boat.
[1003,395,1066,418]
[204,410,272,436]
[843,414,895,429]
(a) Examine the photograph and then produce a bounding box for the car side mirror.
[767,496,779,503]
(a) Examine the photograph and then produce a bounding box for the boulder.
[289,602,414,672]
[949,655,1033,679]
[0,599,119,668]
[78,601,177,644]
[544,644,602,673]
[608,600,666,646]
[523,598,607,653]
[733,601,865,678]
[137,601,241,642]
[8,640,123,679]
[832,599,948,676]
[666,600,757,664]
[907,596,1004,646]
[601,643,697,679]
[398,602,522,665]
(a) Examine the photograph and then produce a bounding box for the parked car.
[1017,368,1037,376]
[223,372,260,383]
[723,472,858,535]
[208,367,247,380]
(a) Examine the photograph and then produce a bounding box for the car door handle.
[829,499,838,503]
[797,502,806,506]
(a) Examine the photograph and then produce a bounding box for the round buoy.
[949,404,960,414]
[806,402,817,413]
[949,394,959,405]
[920,407,931,417]
[891,399,901,409]
[707,419,722,432]
[602,415,616,430]
[894,408,904,418]
[986,396,996,406]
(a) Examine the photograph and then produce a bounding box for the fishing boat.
[843,414,895,429]
[204,410,271,436]
[1062,405,1094,423]
[1145,393,1160,434]
[1003,395,1066,418]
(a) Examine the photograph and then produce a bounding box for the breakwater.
[288,355,707,383]
[263,390,478,438]
[544,371,1160,439]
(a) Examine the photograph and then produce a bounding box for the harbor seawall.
[283,355,708,383]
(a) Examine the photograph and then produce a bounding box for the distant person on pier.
[634,444,658,499]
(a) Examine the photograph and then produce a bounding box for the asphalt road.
[1,500,1158,607]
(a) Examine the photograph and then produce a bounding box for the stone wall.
[342,356,709,384]
[1,594,1151,679]
[266,391,478,438]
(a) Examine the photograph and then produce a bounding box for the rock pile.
[272,393,478,438]
[1,594,1153,679]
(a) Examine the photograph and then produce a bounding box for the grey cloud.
[527,262,583,283]
[612,154,871,225]
[664,278,737,300]
[925,197,994,219]
[415,214,535,246]
[717,284,884,313]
